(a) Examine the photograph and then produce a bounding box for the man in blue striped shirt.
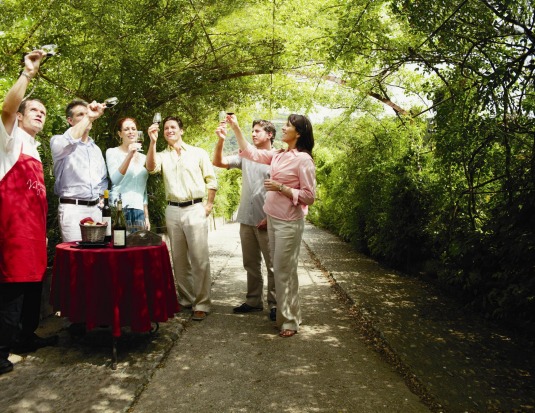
[50,100,109,242]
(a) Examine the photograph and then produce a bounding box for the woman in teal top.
[106,117,150,229]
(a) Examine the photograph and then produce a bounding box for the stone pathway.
[130,222,428,412]
[302,223,535,412]
[1,221,533,412]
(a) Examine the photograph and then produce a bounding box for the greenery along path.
[302,223,535,413]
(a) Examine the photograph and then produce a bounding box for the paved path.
[302,223,535,413]
[131,222,428,413]
[1,221,534,412]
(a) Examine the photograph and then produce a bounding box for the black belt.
[59,198,99,206]
[167,199,203,207]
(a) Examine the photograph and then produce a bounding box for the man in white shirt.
[146,116,217,321]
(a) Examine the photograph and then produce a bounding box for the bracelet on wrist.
[278,184,284,192]
[20,72,32,81]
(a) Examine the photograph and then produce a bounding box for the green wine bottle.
[102,190,112,243]
[113,196,127,248]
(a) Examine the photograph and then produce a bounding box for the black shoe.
[269,308,277,322]
[0,358,13,375]
[12,334,59,354]
[67,322,87,338]
[233,303,263,313]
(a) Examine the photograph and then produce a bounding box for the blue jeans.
[124,208,145,232]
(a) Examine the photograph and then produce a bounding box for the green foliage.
[213,168,242,220]
[311,114,433,271]
[309,0,535,330]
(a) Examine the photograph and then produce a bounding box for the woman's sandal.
[279,329,297,338]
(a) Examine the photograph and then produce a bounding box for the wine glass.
[104,97,118,108]
[226,105,236,116]
[152,112,162,125]
[218,111,227,122]
[22,44,58,67]
[41,44,58,57]
[136,131,144,152]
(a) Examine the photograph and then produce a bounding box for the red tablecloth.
[51,242,179,337]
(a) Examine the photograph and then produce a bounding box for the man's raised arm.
[212,122,230,169]
[1,50,45,135]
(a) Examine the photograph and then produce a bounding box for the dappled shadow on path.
[136,283,428,413]
[131,223,428,412]
[303,223,535,413]
[0,314,186,413]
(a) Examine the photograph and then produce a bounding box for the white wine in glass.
[104,97,118,108]
[41,44,58,57]
[153,112,162,125]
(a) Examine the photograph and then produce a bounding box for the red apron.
[0,148,47,282]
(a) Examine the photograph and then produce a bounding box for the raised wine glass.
[218,111,227,122]
[22,44,58,67]
[104,97,118,108]
[136,131,144,152]
[153,112,162,125]
[225,104,236,116]
[41,44,58,57]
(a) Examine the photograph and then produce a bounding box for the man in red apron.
[0,50,58,375]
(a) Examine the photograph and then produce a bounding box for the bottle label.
[113,230,126,246]
[103,217,112,236]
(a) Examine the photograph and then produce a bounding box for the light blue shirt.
[105,147,148,210]
[227,155,269,227]
[50,129,108,199]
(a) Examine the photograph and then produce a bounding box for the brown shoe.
[192,311,207,321]
[279,329,297,338]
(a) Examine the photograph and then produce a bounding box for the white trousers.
[240,223,276,309]
[166,203,211,312]
[58,203,102,242]
[267,216,304,331]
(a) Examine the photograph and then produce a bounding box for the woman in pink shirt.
[228,114,315,338]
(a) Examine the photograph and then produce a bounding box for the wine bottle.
[113,196,127,249]
[102,190,112,243]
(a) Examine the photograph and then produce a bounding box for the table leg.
[150,322,160,334]
[112,337,118,370]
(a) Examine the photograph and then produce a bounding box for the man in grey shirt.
[213,119,277,321]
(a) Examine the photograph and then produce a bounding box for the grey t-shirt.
[227,155,270,227]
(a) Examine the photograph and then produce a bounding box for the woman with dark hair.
[228,113,316,338]
[105,117,150,229]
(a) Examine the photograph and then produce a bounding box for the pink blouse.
[240,144,316,221]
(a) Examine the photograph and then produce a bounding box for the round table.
[51,241,180,368]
